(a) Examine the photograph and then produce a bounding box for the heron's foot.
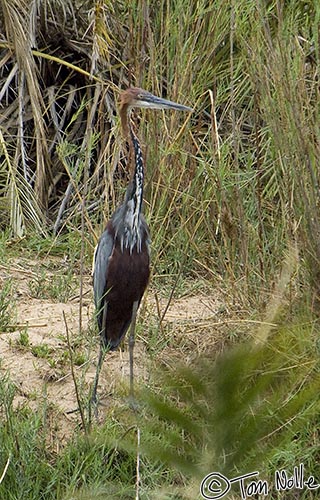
[127,393,140,412]
[88,393,111,424]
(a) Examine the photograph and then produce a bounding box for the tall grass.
[0,0,318,303]
[121,0,320,301]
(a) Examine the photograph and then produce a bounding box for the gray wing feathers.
[93,230,114,311]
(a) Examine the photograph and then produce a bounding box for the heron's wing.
[92,228,114,323]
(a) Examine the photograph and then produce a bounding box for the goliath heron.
[91,87,192,409]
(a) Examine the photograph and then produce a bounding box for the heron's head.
[120,87,193,113]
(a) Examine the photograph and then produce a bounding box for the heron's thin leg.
[89,302,108,422]
[91,342,106,404]
[129,300,139,401]
[89,342,107,422]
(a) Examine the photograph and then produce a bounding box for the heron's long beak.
[136,92,193,113]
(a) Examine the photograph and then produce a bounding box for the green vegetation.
[0,279,15,332]
[28,269,78,303]
[15,329,30,348]
[0,0,319,499]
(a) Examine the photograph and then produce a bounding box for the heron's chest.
[106,241,150,301]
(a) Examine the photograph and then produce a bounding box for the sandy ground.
[0,260,225,441]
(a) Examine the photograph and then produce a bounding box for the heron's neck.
[131,125,144,200]
[121,123,144,252]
